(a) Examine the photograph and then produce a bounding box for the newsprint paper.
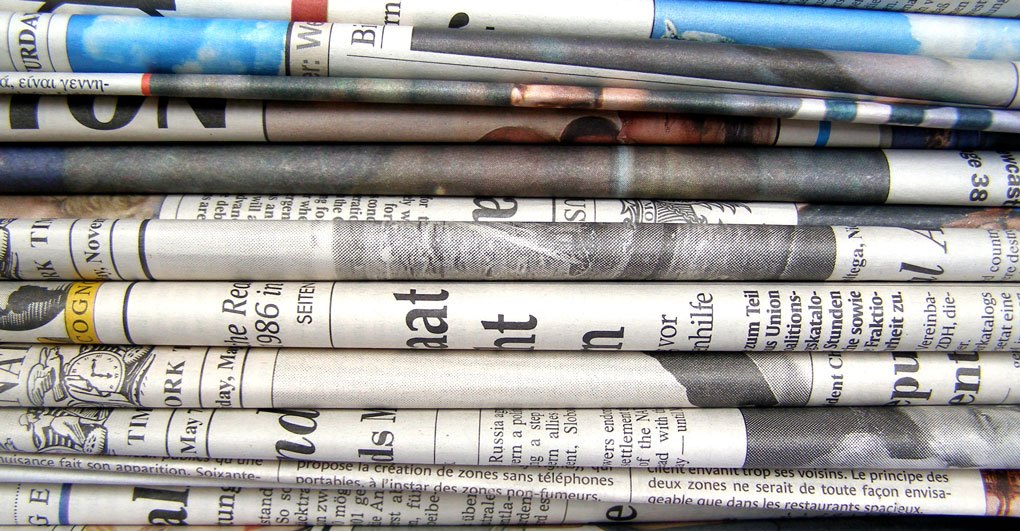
[0,0,1018,58]
[0,344,1014,408]
[5,147,1020,208]
[2,219,1018,281]
[3,12,1016,105]
[1,0,1018,61]
[0,522,1006,531]
[5,195,1020,231]
[1,281,1019,352]
[0,405,1016,469]
[0,455,1017,519]
[0,479,780,525]
[2,74,1019,134]
[8,95,1014,147]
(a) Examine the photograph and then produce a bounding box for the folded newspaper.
[1,281,1017,352]
[0,456,1017,518]
[2,195,1020,230]
[0,344,1013,408]
[0,405,1016,469]
[7,95,1019,146]
[3,75,1018,133]
[739,0,1020,17]
[0,479,789,525]
[0,517,1007,531]
[2,12,1017,106]
[2,219,1017,281]
[3,147,1019,207]
[1,0,1018,59]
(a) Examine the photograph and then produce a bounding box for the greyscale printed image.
[0,283,70,332]
[18,345,157,407]
[648,352,813,407]
[0,144,894,201]
[326,221,837,280]
[742,405,1020,469]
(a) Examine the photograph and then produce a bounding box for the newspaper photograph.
[0,344,1014,408]
[0,405,1016,469]
[3,195,1019,230]
[740,0,1020,18]
[1,281,1018,352]
[0,480,792,526]
[1,454,1017,517]
[4,146,1020,207]
[1,13,1017,106]
[788,204,1020,229]
[1,0,1017,60]
[7,95,1018,147]
[2,219,1017,281]
[2,75,1019,134]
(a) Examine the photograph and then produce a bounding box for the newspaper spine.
[145,196,1020,229]
[2,75,1020,133]
[0,344,1015,408]
[5,147,1020,206]
[0,281,1017,352]
[0,455,1012,517]
[2,13,1017,106]
[0,0,1018,59]
[3,195,1020,230]
[6,95,1020,146]
[157,196,803,224]
[1,220,1016,281]
[736,0,1020,18]
[0,405,1017,469]
[0,481,772,526]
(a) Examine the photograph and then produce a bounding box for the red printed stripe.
[141,73,152,96]
[292,0,329,21]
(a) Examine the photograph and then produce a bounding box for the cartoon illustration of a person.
[6,408,110,454]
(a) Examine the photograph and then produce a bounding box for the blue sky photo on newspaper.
[65,15,288,74]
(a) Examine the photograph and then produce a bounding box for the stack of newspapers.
[0,0,1019,528]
